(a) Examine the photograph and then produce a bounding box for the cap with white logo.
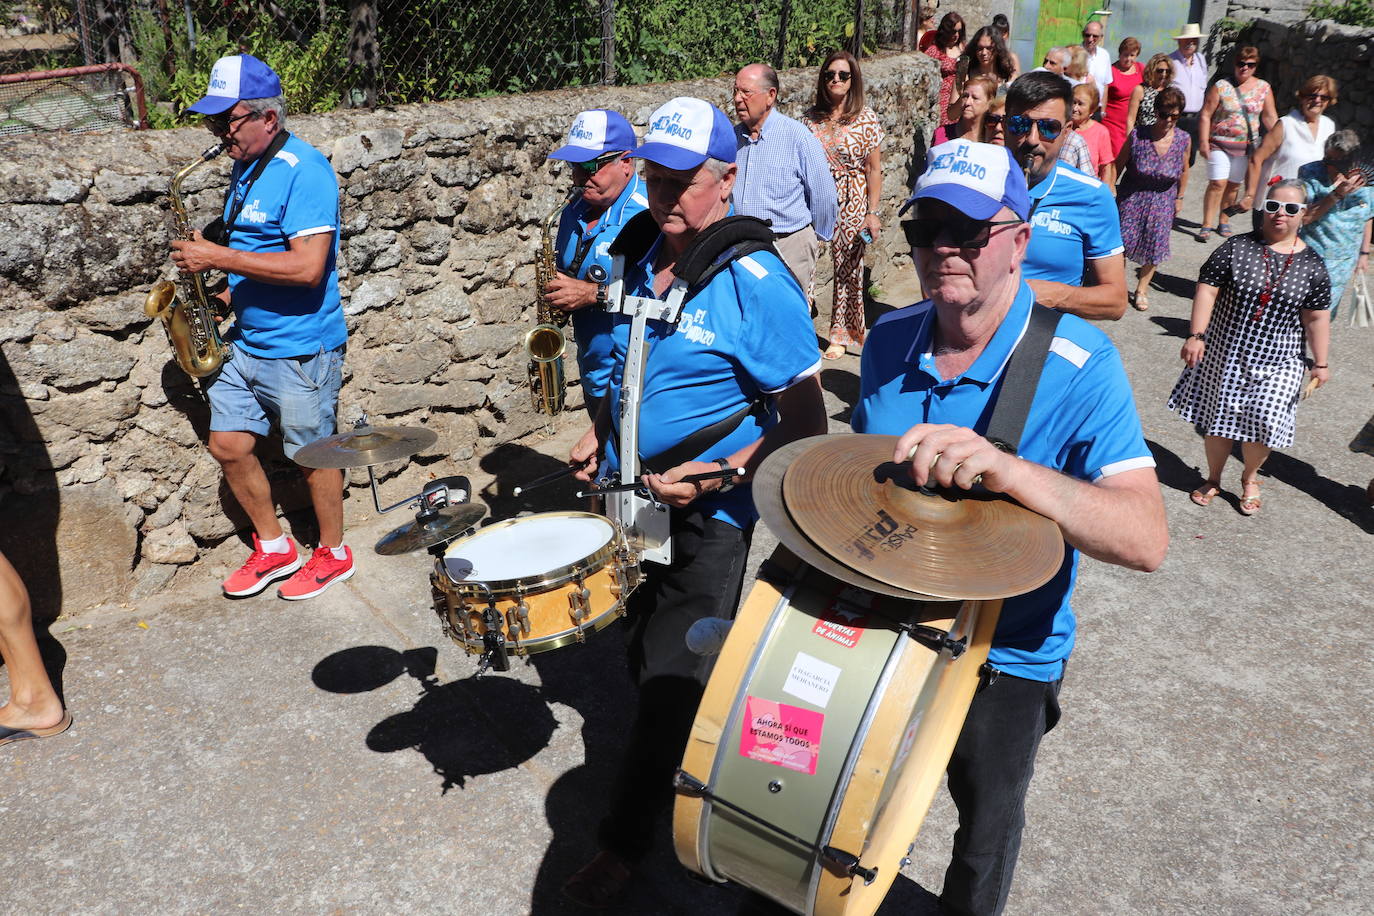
[548,109,637,162]
[631,97,737,170]
[186,54,283,116]
[902,139,1030,221]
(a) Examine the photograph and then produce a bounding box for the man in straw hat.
[1170,22,1209,167]
[853,138,1168,914]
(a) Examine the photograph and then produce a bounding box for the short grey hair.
[1326,129,1361,159]
[703,157,734,179]
[243,94,286,128]
[1269,178,1309,202]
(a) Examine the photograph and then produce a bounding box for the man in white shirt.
[1169,23,1209,167]
[1082,20,1113,112]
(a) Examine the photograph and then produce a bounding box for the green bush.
[1308,0,1374,26]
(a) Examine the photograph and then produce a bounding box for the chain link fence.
[2,0,919,134]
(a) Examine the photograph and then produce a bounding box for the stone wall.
[0,52,937,615]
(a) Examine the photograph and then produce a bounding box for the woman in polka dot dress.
[1168,180,1332,515]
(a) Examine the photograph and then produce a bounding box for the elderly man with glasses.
[852,137,1167,916]
[545,109,649,417]
[1003,71,1128,319]
[1081,20,1114,111]
[170,53,351,601]
[730,63,839,291]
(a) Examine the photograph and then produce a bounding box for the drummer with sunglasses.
[852,138,1167,915]
[1005,71,1129,320]
[545,110,649,417]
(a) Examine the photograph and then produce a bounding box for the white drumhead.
[443,514,615,583]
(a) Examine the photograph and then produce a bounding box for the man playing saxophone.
[544,109,647,418]
[170,54,353,601]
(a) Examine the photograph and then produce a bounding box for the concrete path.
[6,163,1372,915]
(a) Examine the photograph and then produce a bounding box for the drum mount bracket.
[674,770,878,885]
[903,623,967,659]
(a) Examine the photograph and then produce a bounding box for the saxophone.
[144,143,231,379]
[524,185,583,416]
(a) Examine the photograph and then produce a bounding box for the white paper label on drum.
[782,651,841,709]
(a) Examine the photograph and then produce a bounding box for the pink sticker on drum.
[739,697,825,775]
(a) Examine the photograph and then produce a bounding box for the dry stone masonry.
[0,52,937,612]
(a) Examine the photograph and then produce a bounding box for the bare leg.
[1134,264,1157,309]
[303,466,344,548]
[1239,441,1271,489]
[0,552,64,731]
[1203,435,1233,484]
[209,430,283,541]
[1218,181,1242,230]
[1202,179,1228,230]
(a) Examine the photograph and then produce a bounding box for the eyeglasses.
[1005,115,1064,140]
[823,70,852,82]
[1082,30,1100,39]
[984,113,1005,125]
[1154,67,1171,74]
[572,151,626,173]
[205,110,256,135]
[903,215,1024,249]
[1236,60,1258,68]
[1261,199,1307,215]
[1159,109,1183,119]
[1304,92,1333,101]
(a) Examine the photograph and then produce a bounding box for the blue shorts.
[206,342,345,459]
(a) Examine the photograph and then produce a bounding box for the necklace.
[1253,239,1299,322]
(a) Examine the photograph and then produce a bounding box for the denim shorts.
[206,342,345,459]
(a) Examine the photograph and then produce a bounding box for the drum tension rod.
[674,770,879,885]
[901,623,967,659]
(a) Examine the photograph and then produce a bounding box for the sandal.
[1197,226,1214,242]
[562,851,633,908]
[822,344,846,360]
[1218,223,1233,237]
[1189,480,1221,507]
[1238,481,1262,516]
[1133,290,1150,311]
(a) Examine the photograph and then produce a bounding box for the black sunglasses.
[1262,199,1306,215]
[572,151,626,173]
[1236,60,1258,68]
[984,113,1005,125]
[903,215,1024,249]
[824,69,852,82]
[1005,115,1064,140]
[205,110,256,135]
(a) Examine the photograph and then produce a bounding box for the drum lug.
[477,601,510,674]
[569,578,592,626]
[903,623,967,659]
[610,544,640,609]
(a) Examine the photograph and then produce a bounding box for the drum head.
[442,512,615,587]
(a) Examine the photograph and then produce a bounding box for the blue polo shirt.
[223,133,344,359]
[1021,162,1124,285]
[604,238,822,529]
[555,173,648,397]
[852,282,1155,681]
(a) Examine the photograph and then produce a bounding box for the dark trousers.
[1178,113,1202,169]
[939,667,1063,916]
[597,508,752,862]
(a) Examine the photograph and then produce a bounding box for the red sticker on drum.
[739,697,825,775]
[812,587,876,649]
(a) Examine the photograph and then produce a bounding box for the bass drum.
[673,550,1000,916]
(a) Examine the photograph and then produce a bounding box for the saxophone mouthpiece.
[203,143,226,160]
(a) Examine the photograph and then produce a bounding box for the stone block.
[143,520,198,565]
[94,169,165,205]
[346,229,401,273]
[28,334,137,389]
[331,128,406,175]
[345,274,404,316]
[410,221,452,265]
[370,348,451,385]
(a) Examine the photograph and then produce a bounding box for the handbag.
[1351,269,1374,328]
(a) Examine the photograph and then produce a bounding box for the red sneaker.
[222,535,303,597]
[277,546,354,600]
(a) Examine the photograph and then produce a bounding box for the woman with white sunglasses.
[1168,179,1332,515]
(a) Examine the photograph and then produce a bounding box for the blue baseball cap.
[186,54,283,116]
[548,109,637,161]
[631,97,737,170]
[902,139,1031,221]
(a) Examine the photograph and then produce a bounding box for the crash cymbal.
[779,434,1064,601]
[755,437,942,601]
[374,503,487,556]
[294,426,439,469]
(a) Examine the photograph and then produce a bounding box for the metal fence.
[1,0,921,133]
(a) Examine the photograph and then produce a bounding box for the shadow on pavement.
[479,441,584,522]
[1147,271,1197,304]
[1146,438,1201,494]
[1261,450,1374,534]
[1147,314,1191,340]
[820,367,860,425]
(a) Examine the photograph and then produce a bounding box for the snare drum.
[430,511,639,657]
[673,551,1000,916]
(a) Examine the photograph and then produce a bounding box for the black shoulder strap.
[672,216,779,295]
[607,209,660,263]
[983,304,1062,452]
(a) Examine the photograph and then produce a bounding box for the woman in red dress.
[924,12,966,127]
[1103,36,1144,159]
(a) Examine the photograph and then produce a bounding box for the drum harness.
[602,212,779,566]
[674,302,1065,885]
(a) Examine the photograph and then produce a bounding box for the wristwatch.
[713,457,737,494]
[1188,331,1207,341]
[595,282,608,304]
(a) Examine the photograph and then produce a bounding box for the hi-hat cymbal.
[374,503,487,556]
[754,437,941,601]
[294,426,439,469]
[768,434,1064,600]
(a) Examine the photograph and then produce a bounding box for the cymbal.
[294,426,439,469]
[754,437,942,601]
[374,503,487,555]
[771,434,1064,601]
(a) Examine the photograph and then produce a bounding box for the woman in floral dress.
[802,50,884,359]
[924,13,965,126]
[1197,46,1278,240]
[1298,131,1374,319]
[1116,87,1190,310]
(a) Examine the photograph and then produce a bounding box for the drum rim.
[438,510,621,595]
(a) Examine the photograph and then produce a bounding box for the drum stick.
[576,466,744,498]
[513,460,589,497]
